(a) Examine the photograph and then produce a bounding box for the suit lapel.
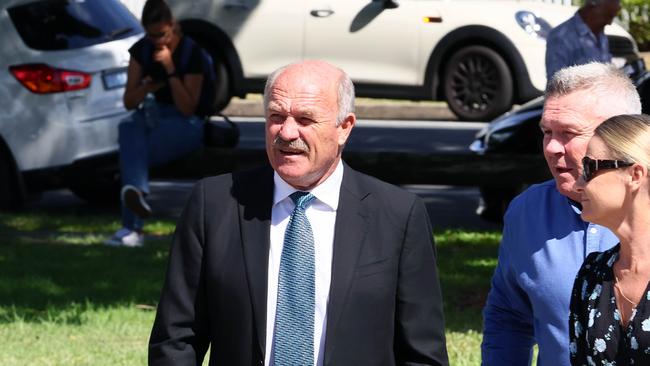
[236,166,274,356]
[324,166,370,361]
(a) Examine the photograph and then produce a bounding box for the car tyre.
[211,56,231,112]
[68,172,121,206]
[477,184,528,223]
[443,45,513,121]
[0,156,19,210]
[191,37,232,113]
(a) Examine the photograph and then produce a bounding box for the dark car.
[470,59,650,222]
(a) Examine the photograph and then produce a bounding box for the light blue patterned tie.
[273,191,316,366]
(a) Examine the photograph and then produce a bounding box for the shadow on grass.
[0,211,174,324]
[435,230,501,333]
[0,212,502,334]
[0,239,170,323]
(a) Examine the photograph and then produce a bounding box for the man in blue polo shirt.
[481,62,641,366]
[545,0,621,80]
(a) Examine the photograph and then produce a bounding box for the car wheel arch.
[424,25,540,104]
[178,19,245,98]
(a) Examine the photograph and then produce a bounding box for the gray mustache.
[273,136,310,152]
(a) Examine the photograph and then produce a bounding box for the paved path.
[27,181,501,232]
[223,95,457,121]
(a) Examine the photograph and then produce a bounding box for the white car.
[166,0,638,121]
[0,0,143,208]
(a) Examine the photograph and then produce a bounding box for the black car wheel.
[68,171,121,206]
[477,184,529,223]
[192,37,232,113]
[211,56,231,112]
[0,156,17,210]
[443,45,513,121]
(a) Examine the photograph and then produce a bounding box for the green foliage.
[621,0,650,51]
[574,0,650,51]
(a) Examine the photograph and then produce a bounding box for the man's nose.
[278,117,300,140]
[544,137,565,155]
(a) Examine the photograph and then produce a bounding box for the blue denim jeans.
[118,103,204,231]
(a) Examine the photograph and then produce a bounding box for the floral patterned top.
[569,244,650,365]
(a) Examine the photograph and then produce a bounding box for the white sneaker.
[121,185,152,219]
[105,228,144,247]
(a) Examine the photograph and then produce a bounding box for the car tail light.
[9,63,91,94]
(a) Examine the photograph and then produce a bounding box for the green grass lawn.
[0,212,502,365]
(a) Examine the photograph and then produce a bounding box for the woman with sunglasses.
[106,0,206,247]
[569,114,650,364]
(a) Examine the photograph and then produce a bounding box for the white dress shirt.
[265,161,343,366]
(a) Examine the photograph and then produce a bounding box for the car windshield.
[8,0,142,51]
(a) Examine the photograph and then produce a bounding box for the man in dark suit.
[148,60,448,366]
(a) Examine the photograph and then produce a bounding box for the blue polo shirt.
[481,179,618,366]
[545,11,612,80]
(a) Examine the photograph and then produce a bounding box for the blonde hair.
[595,114,650,169]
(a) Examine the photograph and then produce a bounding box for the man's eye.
[269,114,284,122]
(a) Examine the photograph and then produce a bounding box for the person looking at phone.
[105,0,206,247]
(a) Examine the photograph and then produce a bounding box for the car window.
[8,0,142,51]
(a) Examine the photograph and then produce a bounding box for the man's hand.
[153,46,175,74]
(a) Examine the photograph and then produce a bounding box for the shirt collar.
[567,197,583,215]
[272,160,344,211]
[573,11,601,38]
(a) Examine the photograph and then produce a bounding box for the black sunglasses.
[581,156,634,182]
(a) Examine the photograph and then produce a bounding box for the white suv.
[0,0,142,208]
[167,0,638,121]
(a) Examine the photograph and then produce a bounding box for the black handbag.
[203,114,240,148]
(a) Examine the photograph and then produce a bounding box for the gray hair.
[595,114,650,169]
[263,62,355,126]
[545,62,641,114]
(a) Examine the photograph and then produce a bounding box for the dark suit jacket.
[149,164,448,366]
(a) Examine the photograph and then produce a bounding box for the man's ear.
[337,113,356,146]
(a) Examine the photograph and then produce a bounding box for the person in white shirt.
[148,60,449,366]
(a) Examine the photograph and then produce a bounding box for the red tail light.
[9,63,92,94]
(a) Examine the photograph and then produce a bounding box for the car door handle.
[310,9,334,17]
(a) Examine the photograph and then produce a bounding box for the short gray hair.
[545,62,641,114]
[263,62,355,126]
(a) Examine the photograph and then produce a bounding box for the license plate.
[102,68,127,90]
